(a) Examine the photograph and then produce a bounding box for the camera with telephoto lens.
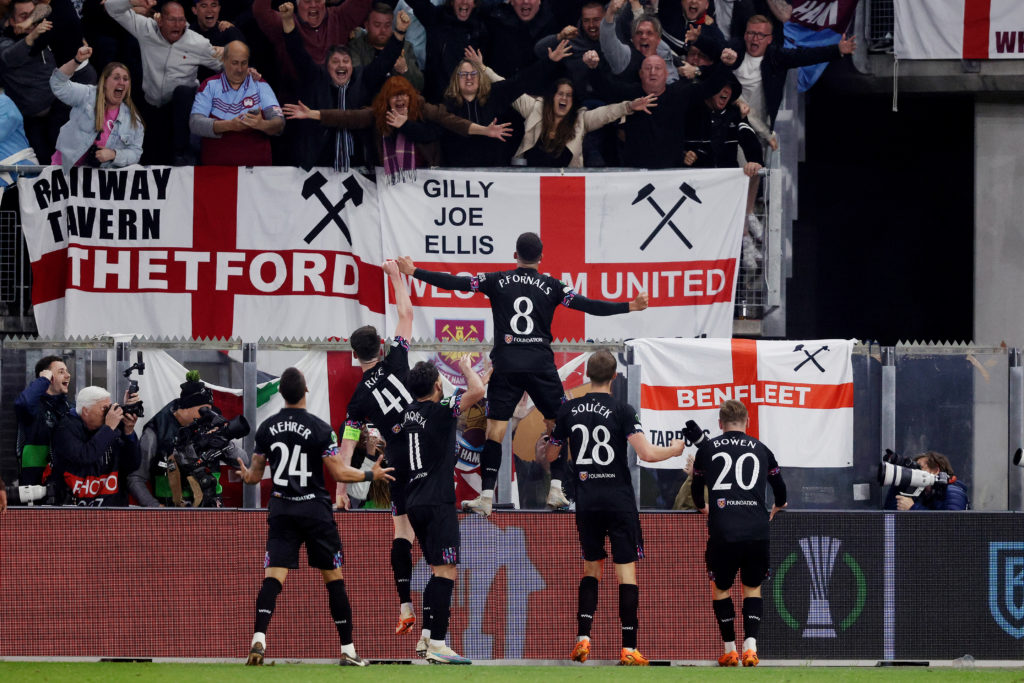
[877,448,950,498]
[5,482,58,506]
[173,406,250,507]
[121,352,145,417]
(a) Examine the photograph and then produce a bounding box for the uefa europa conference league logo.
[773,537,866,637]
[990,542,1024,638]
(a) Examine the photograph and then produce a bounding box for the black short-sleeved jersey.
[394,392,465,508]
[694,431,781,542]
[342,337,412,442]
[550,392,643,513]
[255,407,337,510]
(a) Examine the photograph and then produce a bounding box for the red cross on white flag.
[379,169,748,342]
[629,338,855,468]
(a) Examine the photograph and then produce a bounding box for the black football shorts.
[407,503,460,566]
[264,501,343,570]
[486,368,565,421]
[576,509,643,564]
[705,538,770,591]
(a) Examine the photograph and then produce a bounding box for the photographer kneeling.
[51,387,142,506]
[131,372,248,508]
[884,451,969,511]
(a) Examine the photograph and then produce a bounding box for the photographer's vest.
[144,404,221,500]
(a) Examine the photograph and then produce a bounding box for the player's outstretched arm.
[629,433,685,462]
[397,255,476,292]
[383,259,413,340]
[563,288,647,316]
[458,356,486,409]
[768,466,787,519]
[325,452,395,483]
[238,453,267,485]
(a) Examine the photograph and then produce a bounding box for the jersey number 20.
[710,452,760,491]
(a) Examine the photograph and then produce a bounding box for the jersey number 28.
[572,424,615,466]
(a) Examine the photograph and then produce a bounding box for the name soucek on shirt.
[550,392,643,512]
[694,431,782,542]
[393,392,465,508]
[342,337,412,458]
[255,407,337,511]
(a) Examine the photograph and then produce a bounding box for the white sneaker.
[546,486,570,509]
[746,213,764,242]
[425,643,471,665]
[462,494,492,516]
[416,635,429,657]
[741,234,760,270]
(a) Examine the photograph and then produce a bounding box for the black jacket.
[404,0,489,103]
[728,40,842,128]
[482,2,558,81]
[285,28,402,169]
[684,76,763,168]
[51,411,141,506]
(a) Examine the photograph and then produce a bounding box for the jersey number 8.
[710,451,760,491]
[510,296,535,335]
[572,424,615,466]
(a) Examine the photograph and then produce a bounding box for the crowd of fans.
[0,0,853,179]
[0,0,858,277]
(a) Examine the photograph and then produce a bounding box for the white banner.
[628,338,854,469]
[379,168,747,343]
[895,0,1024,59]
[18,166,383,339]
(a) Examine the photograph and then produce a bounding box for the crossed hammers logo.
[301,172,364,245]
[793,344,829,373]
[631,182,702,250]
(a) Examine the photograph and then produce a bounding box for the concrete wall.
[975,102,1024,346]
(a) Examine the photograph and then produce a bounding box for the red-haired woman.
[284,75,510,182]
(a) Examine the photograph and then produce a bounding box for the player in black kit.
[686,400,787,667]
[237,367,394,667]
[398,232,647,516]
[392,355,485,664]
[546,350,684,666]
[337,259,420,636]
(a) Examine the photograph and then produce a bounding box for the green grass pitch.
[1,662,1023,683]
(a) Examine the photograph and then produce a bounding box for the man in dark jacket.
[14,355,73,486]
[51,386,141,507]
[729,13,854,132]
[482,0,557,80]
[281,1,404,169]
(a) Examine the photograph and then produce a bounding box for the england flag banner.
[18,166,383,339]
[895,0,1024,59]
[379,169,747,343]
[628,338,854,469]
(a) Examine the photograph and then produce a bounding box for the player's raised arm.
[397,255,477,293]
[562,285,648,316]
[384,259,413,340]
[457,356,486,410]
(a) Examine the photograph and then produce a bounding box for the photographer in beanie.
[129,370,246,507]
